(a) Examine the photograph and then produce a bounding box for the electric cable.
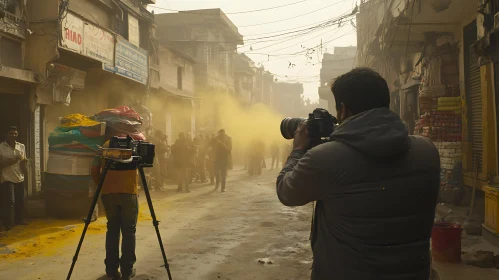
[151,0,308,15]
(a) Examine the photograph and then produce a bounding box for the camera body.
[108,135,155,170]
[280,108,338,142]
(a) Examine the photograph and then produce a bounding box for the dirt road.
[0,168,313,280]
[2,167,499,280]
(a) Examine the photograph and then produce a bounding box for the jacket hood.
[330,108,411,158]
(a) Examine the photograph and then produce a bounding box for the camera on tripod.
[103,135,156,170]
[280,108,338,142]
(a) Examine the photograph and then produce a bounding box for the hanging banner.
[60,13,84,53]
[83,23,115,72]
[115,36,148,84]
[128,14,140,48]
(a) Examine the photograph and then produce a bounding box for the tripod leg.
[66,161,111,280]
[138,167,173,280]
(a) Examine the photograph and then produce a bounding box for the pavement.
[0,167,498,279]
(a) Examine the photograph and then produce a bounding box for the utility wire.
[238,0,350,27]
[151,0,308,15]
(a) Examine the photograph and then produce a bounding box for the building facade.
[356,0,499,242]
[318,46,357,115]
[24,0,157,194]
[0,1,38,198]
[155,9,243,129]
[151,45,197,140]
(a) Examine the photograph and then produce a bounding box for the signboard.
[83,23,115,72]
[128,14,140,48]
[115,36,148,84]
[61,13,84,53]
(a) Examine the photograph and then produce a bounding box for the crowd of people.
[150,129,233,193]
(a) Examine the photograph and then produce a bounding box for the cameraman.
[276,68,440,280]
[91,140,138,280]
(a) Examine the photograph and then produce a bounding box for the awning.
[157,86,203,101]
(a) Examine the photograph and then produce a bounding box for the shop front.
[37,11,150,219]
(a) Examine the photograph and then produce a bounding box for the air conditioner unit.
[494,12,499,30]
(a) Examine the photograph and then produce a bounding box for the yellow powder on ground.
[60,113,100,128]
[0,219,105,262]
[0,202,152,262]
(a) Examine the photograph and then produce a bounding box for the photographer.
[276,68,440,280]
[91,139,139,280]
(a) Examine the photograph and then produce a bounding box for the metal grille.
[469,50,483,173]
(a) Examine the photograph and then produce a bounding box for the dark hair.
[7,126,18,132]
[331,67,390,115]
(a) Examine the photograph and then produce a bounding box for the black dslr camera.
[280,108,338,143]
[108,135,155,170]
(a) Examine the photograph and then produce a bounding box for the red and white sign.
[61,13,84,53]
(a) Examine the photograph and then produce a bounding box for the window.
[177,67,183,90]
[1,37,22,69]
[0,0,18,14]
[116,10,129,39]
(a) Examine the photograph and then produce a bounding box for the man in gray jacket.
[277,68,440,280]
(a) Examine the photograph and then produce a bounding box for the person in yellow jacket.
[91,140,138,280]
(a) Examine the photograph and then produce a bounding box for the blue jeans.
[101,194,138,276]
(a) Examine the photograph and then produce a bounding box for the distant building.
[155,9,243,96]
[273,82,304,117]
[318,46,357,115]
[234,53,256,106]
[254,68,274,107]
[155,9,243,129]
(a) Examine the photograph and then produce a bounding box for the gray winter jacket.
[277,108,440,280]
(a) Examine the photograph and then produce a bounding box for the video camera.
[104,135,156,170]
[280,108,338,144]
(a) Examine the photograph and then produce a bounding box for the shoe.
[15,220,28,226]
[122,268,136,280]
[106,271,121,280]
[221,189,225,192]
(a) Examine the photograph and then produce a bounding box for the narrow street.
[0,168,313,280]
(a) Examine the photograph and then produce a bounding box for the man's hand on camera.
[293,122,310,151]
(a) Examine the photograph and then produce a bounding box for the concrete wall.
[69,0,113,30]
[158,46,196,95]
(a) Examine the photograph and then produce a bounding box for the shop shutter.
[469,49,483,173]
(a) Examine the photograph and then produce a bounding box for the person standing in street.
[213,129,232,192]
[270,141,280,170]
[91,137,139,280]
[0,126,27,231]
[171,133,192,192]
[276,68,440,280]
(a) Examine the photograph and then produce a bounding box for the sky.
[150,0,359,103]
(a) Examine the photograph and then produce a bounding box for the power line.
[238,0,350,27]
[151,0,308,15]
[243,18,336,37]
[247,12,355,53]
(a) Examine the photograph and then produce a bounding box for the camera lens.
[280,117,306,139]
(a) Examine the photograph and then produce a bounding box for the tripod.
[66,160,173,280]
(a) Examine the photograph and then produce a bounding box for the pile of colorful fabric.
[92,106,146,141]
[45,113,106,218]
[47,113,105,175]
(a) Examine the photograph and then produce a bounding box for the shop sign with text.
[61,13,84,53]
[83,23,115,72]
[115,36,148,84]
